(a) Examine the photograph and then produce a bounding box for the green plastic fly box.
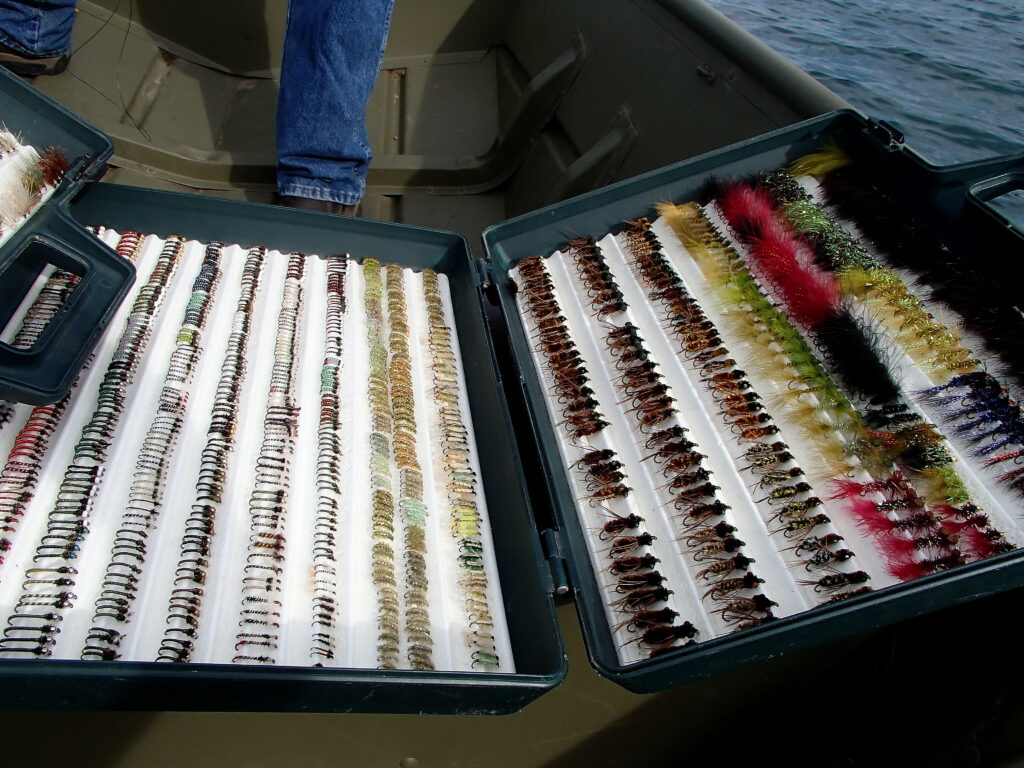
[0,67,561,714]
[2,62,1024,713]
[480,110,1024,692]
[0,67,134,404]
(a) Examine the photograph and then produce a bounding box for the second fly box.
[484,109,1024,692]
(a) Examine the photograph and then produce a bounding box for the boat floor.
[31,1,514,238]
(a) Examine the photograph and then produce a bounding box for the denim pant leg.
[0,0,76,57]
[276,0,394,206]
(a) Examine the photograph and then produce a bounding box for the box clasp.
[539,528,570,598]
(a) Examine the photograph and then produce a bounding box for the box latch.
[867,119,906,150]
[539,528,570,597]
[66,154,110,185]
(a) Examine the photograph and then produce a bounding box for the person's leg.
[276,0,394,210]
[0,0,75,75]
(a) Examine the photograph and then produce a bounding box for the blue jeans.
[276,0,394,206]
[0,0,393,207]
[0,0,75,57]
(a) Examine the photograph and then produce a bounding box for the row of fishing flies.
[516,256,705,655]
[614,221,871,592]
[515,234,864,656]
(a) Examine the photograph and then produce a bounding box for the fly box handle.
[0,211,135,404]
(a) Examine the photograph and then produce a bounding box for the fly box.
[0,68,134,405]
[2,66,1024,712]
[483,109,1024,692]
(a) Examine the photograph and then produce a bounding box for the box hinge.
[475,257,501,306]
[66,155,110,186]
[539,528,570,597]
[867,119,906,150]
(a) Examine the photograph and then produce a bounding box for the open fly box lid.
[1,186,570,713]
[0,82,566,713]
[483,109,1024,692]
[0,66,134,405]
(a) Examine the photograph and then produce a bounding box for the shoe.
[0,41,69,77]
[278,195,359,217]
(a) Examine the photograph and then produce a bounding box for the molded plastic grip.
[0,212,135,404]
[961,153,1024,233]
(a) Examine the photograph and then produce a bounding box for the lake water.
[706,0,1024,221]
[707,0,1023,164]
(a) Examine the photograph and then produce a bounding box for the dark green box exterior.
[482,109,1024,693]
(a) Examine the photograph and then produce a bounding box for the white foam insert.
[512,228,877,665]
[0,236,512,673]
